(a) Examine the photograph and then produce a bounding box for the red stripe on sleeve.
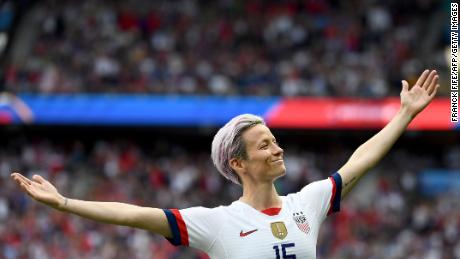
[327,176,337,216]
[171,209,189,246]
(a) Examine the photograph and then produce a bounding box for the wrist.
[57,196,68,211]
[398,106,415,121]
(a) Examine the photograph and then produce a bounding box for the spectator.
[1,136,459,258]
[3,0,447,97]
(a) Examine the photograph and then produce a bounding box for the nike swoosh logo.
[240,229,258,237]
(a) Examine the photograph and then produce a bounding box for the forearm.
[60,198,140,225]
[339,108,413,194]
[350,108,412,170]
[59,198,170,236]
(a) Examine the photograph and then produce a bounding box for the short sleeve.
[297,172,342,220]
[163,206,225,252]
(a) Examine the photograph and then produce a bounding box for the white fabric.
[179,178,335,259]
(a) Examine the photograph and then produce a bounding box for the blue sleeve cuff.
[328,172,342,215]
[163,209,182,246]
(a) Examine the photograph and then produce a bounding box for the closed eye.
[259,137,280,150]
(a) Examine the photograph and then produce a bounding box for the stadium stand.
[3,0,448,96]
[0,0,457,258]
[1,129,459,258]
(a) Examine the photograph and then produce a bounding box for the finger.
[427,75,439,95]
[12,176,27,186]
[14,173,32,185]
[429,84,440,98]
[32,175,45,184]
[422,70,437,90]
[11,172,25,179]
[14,176,32,188]
[20,182,35,197]
[415,69,430,87]
[30,181,42,189]
[401,80,409,92]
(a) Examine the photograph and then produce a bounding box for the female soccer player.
[11,70,439,258]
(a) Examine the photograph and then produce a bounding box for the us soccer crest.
[270,222,288,240]
[293,212,310,234]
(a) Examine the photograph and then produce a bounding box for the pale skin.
[10,69,439,239]
[338,69,439,197]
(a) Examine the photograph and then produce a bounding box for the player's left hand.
[400,69,440,118]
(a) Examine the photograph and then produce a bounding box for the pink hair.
[211,114,265,185]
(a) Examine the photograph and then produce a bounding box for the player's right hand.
[11,172,66,210]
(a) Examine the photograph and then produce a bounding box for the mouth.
[272,159,284,163]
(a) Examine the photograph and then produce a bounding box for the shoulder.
[301,178,333,193]
[163,205,230,247]
[296,173,342,200]
[181,205,227,217]
[286,179,332,200]
[286,173,342,216]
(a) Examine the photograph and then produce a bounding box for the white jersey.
[163,173,342,259]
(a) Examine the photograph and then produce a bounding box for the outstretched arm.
[10,172,172,237]
[338,69,440,198]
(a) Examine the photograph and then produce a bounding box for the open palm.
[11,173,65,210]
[400,70,439,117]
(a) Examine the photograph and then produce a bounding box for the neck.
[239,181,281,210]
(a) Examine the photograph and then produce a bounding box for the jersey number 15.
[273,243,296,259]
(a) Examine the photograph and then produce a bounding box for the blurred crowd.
[0,136,459,259]
[3,0,448,96]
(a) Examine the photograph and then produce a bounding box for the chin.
[275,167,287,178]
[272,171,286,182]
[266,165,286,181]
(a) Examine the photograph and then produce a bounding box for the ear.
[229,157,245,175]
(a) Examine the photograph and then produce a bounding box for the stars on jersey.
[162,173,343,258]
[293,211,310,234]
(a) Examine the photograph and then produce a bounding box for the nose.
[272,144,283,156]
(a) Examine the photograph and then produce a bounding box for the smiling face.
[235,124,285,184]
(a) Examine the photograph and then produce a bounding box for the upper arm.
[338,161,365,198]
[127,207,172,238]
[163,207,225,251]
[298,173,342,220]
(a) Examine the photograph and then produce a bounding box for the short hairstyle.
[211,114,265,185]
